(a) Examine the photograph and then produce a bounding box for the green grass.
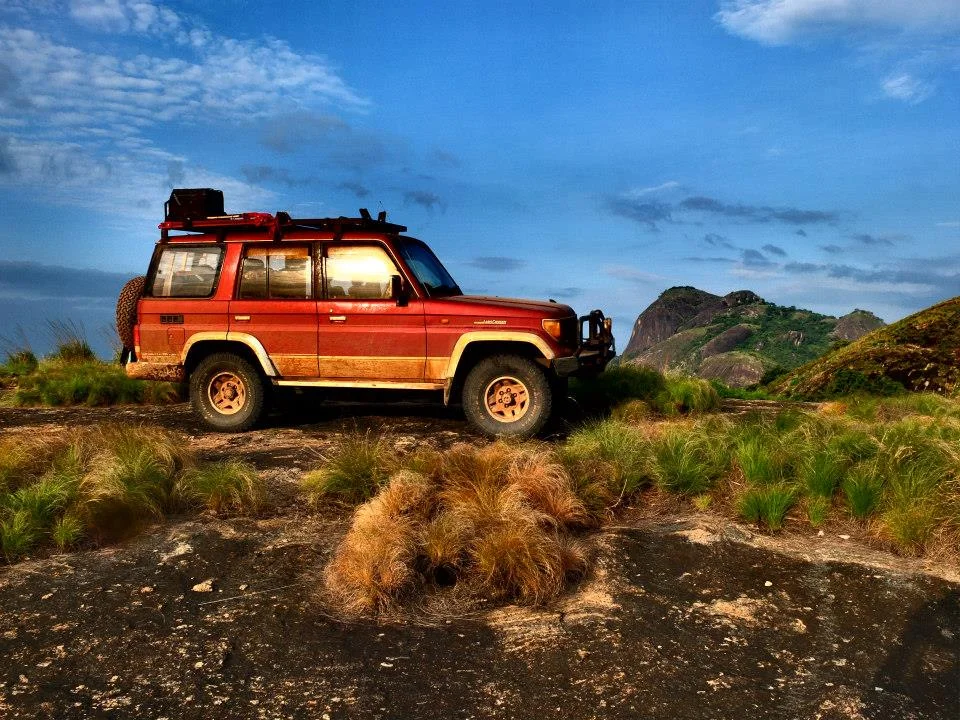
[738,484,797,530]
[13,360,180,407]
[0,349,38,379]
[655,375,721,415]
[842,462,884,519]
[560,419,654,502]
[652,425,728,495]
[177,460,265,515]
[0,424,263,562]
[300,432,397,505]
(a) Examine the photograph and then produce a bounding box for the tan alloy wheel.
[207,372,247,415]
[484,376,530,423]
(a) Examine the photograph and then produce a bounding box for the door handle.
[234,315,251,322]
[328,315,347,322]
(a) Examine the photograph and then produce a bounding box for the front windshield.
[398,238,462,298]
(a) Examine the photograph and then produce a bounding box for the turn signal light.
[542,319,563,340]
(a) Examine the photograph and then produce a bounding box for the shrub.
[79,425,189,538]
[176,460,264,515]
[805,496,830,528]
[301,432,396,505]
[823,369,905,398]
[611,399,652,423]
[0,509,38,560]
[569,364,666,415]
[0,424,268,562]
[734,432,789,485]
[655,375,721,415]
[51,512,84,550]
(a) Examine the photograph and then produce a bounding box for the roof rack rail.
[157,191,406,241]
[281,215,407,235]
[159,212,277,242]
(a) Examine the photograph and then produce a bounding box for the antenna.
[377,210,387,222]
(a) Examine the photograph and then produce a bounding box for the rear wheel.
[190,353,266,432]
[462,355,552,438]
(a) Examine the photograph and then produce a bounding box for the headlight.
[542,319,563,340]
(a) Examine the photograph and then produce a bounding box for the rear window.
[149,246,223,298]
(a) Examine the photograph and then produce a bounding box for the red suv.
[118,189,615,436]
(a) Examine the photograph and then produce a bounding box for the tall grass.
[559,420,654,511]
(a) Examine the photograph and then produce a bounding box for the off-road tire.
[190,353,266,432]
[462,354,552,438]
[115,276,146,350]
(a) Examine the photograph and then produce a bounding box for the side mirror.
[391,274,409,307]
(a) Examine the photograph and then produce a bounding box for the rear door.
[228,245,318,377]
[318,242,426,381]
[140,244,227,362]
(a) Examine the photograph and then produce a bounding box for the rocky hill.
[772,296,960,399]
[621,286,884,387]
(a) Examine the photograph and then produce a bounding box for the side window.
[149,246,223,298]
[238,247,313,299]
[325,245,397,300]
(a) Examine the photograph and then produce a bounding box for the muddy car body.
[122,189,615,435]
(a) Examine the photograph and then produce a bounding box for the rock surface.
[622,287,885,387]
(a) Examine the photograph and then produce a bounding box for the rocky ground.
[0,402,957,719]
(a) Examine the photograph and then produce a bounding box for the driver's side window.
[325,245,397,300]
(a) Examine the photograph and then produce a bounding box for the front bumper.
[552,309,616,377]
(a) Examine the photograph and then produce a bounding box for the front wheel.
[462,355,553,438]
[190,353,266,432]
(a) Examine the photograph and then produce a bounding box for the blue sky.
[0,0,958,355]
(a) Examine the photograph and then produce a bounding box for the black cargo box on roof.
[165,188,225,223]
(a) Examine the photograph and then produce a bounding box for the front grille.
[560,317,578,348]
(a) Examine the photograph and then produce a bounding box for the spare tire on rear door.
[116,275,146,354]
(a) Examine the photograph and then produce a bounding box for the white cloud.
[716,0,960,46]
[625,181,680,197]
[881,72,935,103]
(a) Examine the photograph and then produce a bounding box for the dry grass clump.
[324,443,591,615]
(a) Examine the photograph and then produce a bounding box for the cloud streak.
[468,256,526,272]
[716,0,960,46]
[605,191,840,230]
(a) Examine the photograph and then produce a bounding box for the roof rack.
[159,213,277,242]
[158,190,405,241]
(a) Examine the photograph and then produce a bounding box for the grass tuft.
[301,432,396,505]
[842,463,883,519]
[738,484,797,531]
[176,460,264,515]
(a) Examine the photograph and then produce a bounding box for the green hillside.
[772,297,960,399]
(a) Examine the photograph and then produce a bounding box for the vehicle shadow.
[871,587,960,717]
